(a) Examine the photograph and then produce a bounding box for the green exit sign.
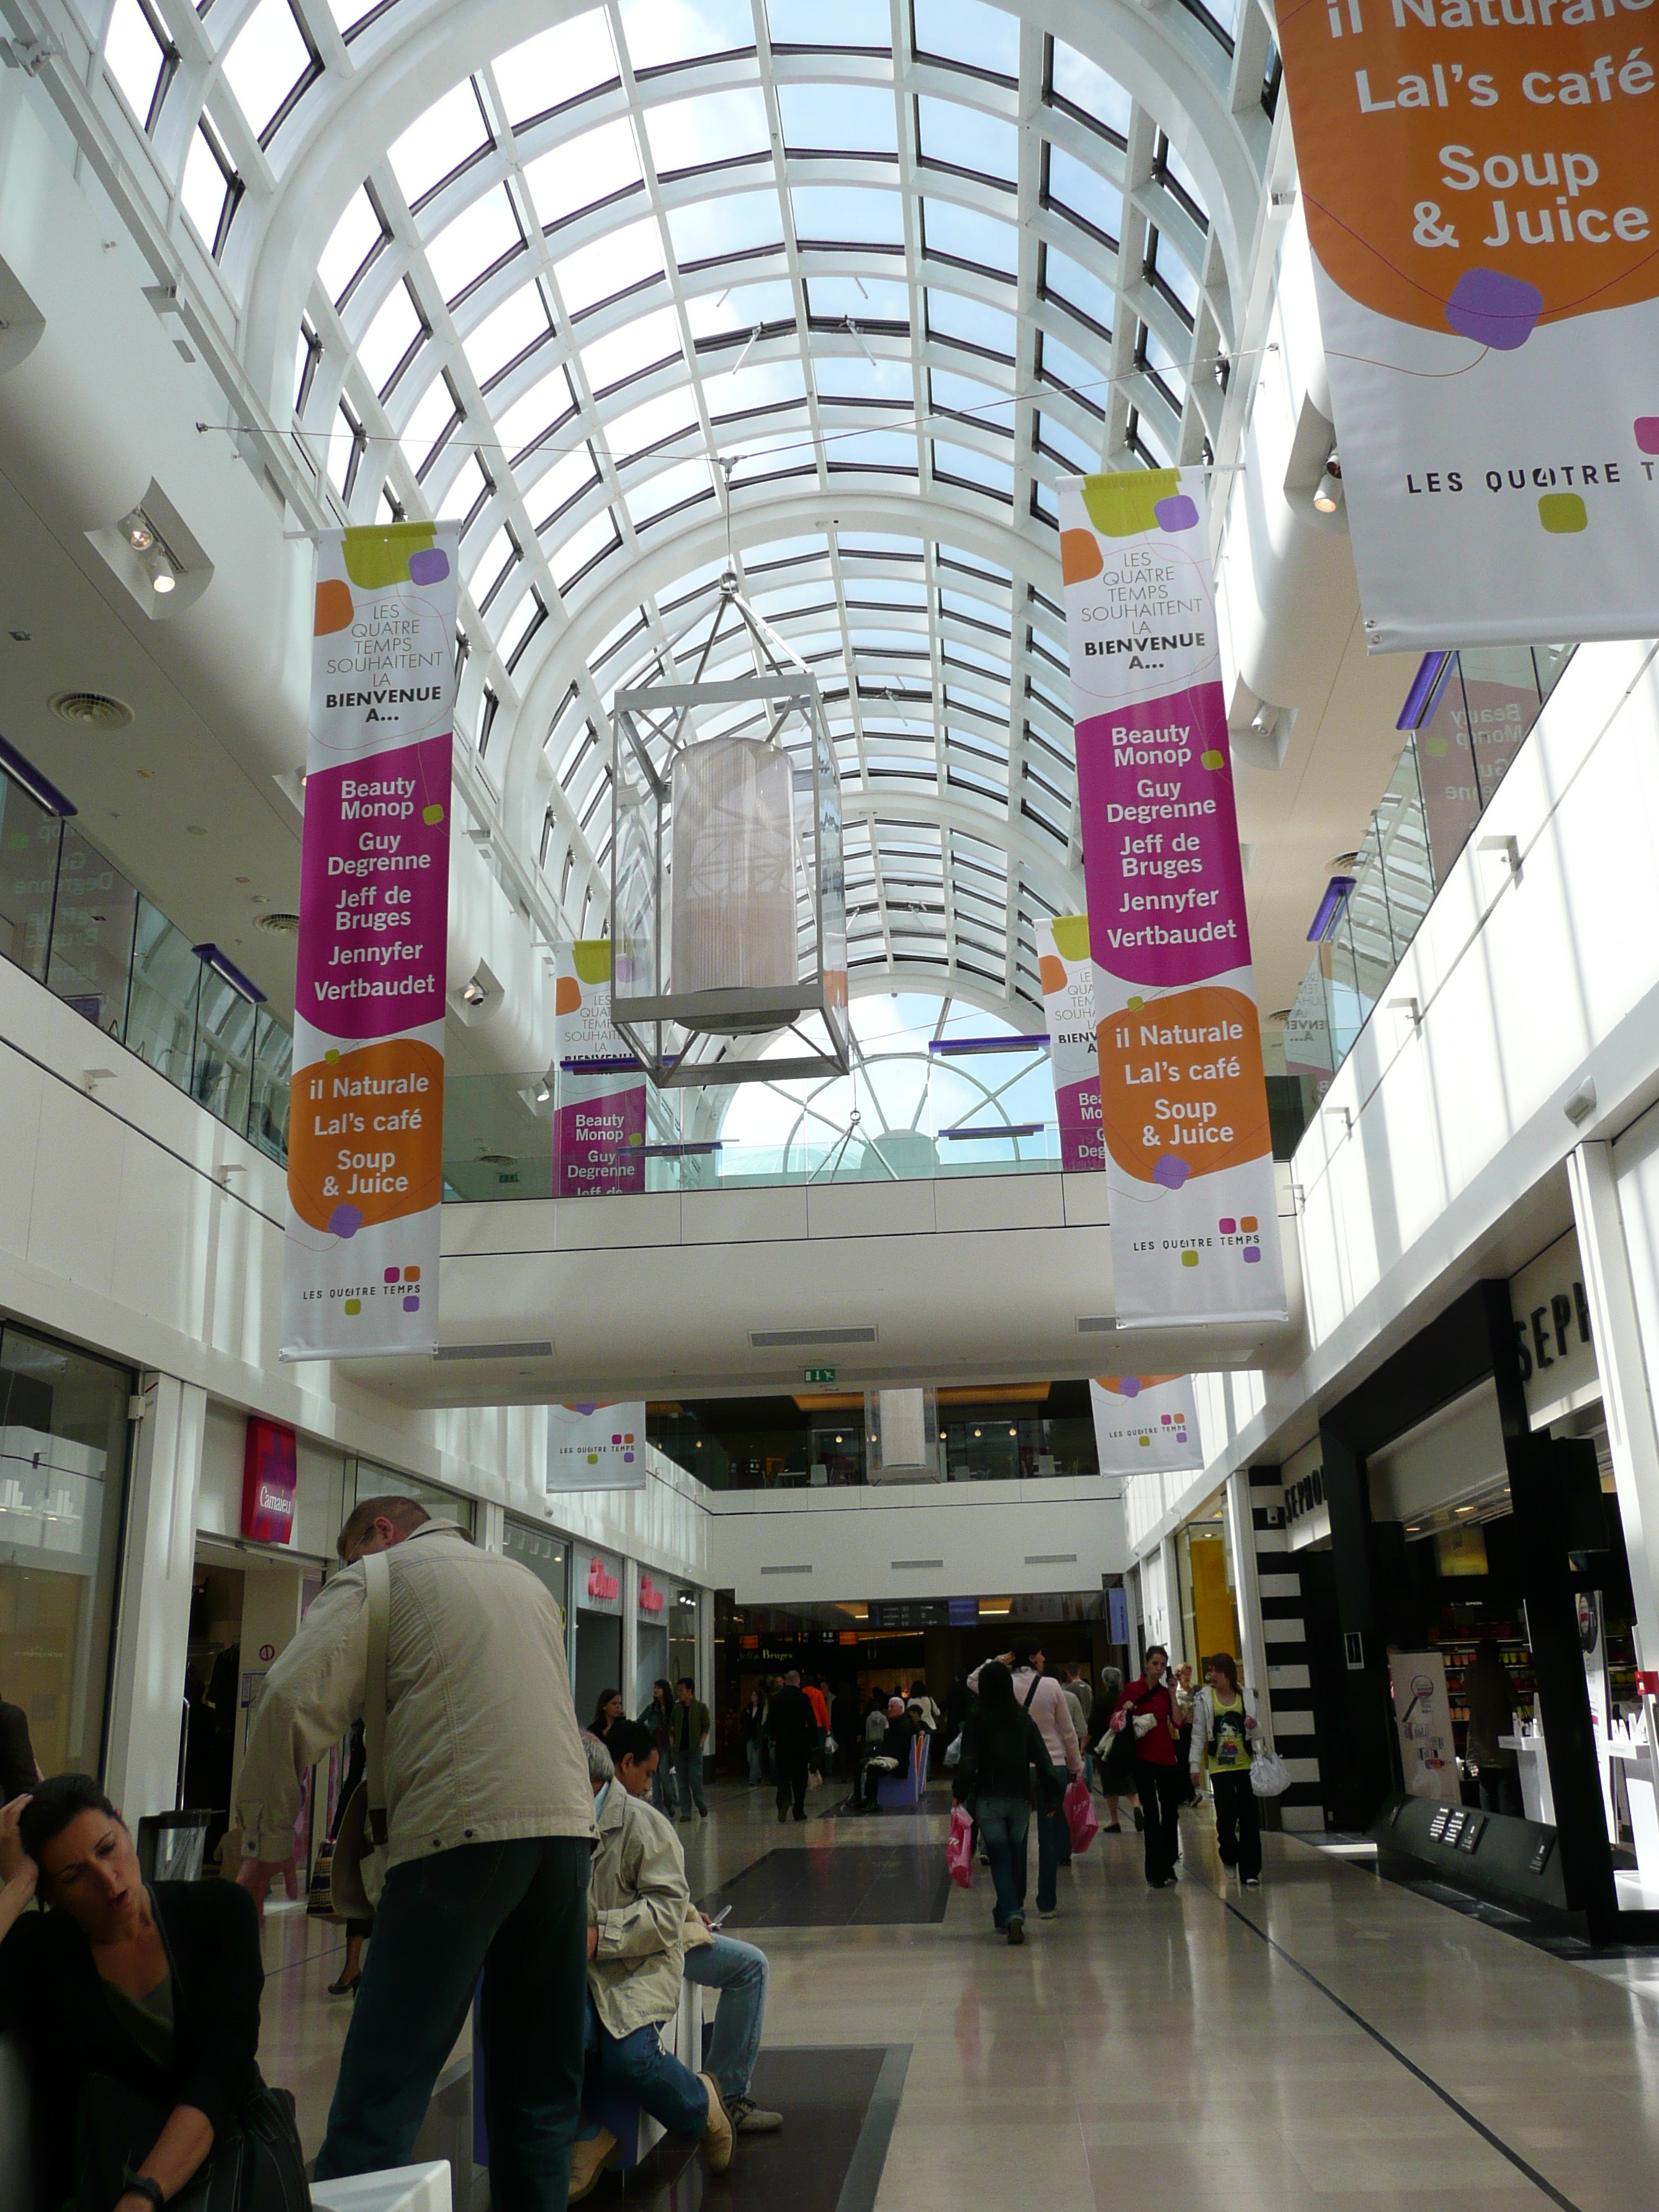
[803,1366,837,1385]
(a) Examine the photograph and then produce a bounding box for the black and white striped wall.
[1228,1462,1325,1831]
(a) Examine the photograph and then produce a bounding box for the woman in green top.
[1189,1653,1262,1887]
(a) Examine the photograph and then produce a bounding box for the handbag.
[1132,1713,1157,1738]
[328,1550,391,1923]
[1249,1744,1290,1799]
[946,1802,974,1889]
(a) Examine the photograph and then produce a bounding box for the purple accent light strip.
[1306,877,1357,945]
[192,943,267,1003]
[928,1035,1049,1056]
[1396,651,1456,732]
[940,1123,1046,1140]
[0,733,77,817]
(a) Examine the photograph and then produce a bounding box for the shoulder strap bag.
[328,1550,392,1923]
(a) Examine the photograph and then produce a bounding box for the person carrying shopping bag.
[1189,1653,1263,1887]
[1108,1647,1183,1888]
[950,1662,1062,1944]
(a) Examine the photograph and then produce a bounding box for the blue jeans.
[650,1758,679,1817]
[673,1745,707,1815]
[579,1996,708,2139]
[976,1797,1030,1928]
[746,1736,764,1784]
[314,1835,589,2212]
[682,1933,768,2103]
[1036,1768,1069,1911]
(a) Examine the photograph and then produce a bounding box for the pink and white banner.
[283,524,458,1361]
[1089,1376,1204,1477]
[1059,470,1285,1327]
[553,941,646,1197]
[1038,914,1103,1174]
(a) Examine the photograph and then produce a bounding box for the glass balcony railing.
[0,750,292,1161]
[1284,646,1574,1102]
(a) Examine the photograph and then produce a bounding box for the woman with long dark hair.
[590,1686,625,1737]
[639,1678,681,1816]
[950,1661,1061,1944]
[1109,1645,1184,1888]
[0,1773,305,2212]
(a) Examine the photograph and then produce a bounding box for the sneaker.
[729,2095,783,2134]
[1104,1822,1122,1835]
[1132,1806,1145,1833]
[1038,1909,1058,1921]
[1007,1918,1025,1946]
[700,2074,735,2174]
[1243,1876,1262,1889]
[1149,1876,1177,1890]
[568,2130,619,2203]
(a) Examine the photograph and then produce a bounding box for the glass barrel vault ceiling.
[104,0,1273,1017]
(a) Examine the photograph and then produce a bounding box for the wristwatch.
[121,2170,166,2211]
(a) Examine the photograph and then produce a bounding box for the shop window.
[351,1460,477,1537]
[0,1324,132,1780]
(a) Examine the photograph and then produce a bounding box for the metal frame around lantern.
[608,573,850,1090]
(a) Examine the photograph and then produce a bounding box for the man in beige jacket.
[570,1719,733,2200]
[235,1496,594,2210]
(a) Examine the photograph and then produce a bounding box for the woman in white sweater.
[1189,1653,1262,1887]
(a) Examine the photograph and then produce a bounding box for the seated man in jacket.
[850,1696,914,1812]
[571,1722,734,2201]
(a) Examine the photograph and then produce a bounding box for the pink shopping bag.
[946,1802,974,1888]
[1064,1777,1100,1854]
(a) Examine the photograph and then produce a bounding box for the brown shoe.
[700,2072,735,2174]
[568,2129,618,2202]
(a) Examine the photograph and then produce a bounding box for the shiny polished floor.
[257,1773,1659,2210]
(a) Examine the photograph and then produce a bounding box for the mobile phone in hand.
[710,1905,733,1928]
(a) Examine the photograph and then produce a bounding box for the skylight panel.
[494,586,544,662]
[554,511,622,590]
[1037,328,1107,408]
[667,189,783,267]
[104,0,174,131]
[702,356,808,418]
[494,364,577,456]
[1150,233,1202,323]
[922,199,1017,277]
[777,83,899,156]
[181,119,239,254]
[535,444,604,524]
[390,81,491,210]
[619,0,757,72]
[791,186,904,248]
[322,0,383,35]
[437,452,490,521]
[1042,243,1114,336]
[1035,410,1099,475]
[850,575,928,607]
[398,372,460,471]
[765,0,891,45]
[579,306,684,395]
[462,284,553,385]
[815,356,913,404]
[932,441,1015,498]
[555,217,666,316]
[358,280,424,395]
[627,455,717,529]
[606,387,701,462]
[912,0,1020,79]
[930,366,1012,431]
[220,0,313,143]
[1139,319,1188,398]
[840,532,923,557]
[523,120,643,230]
[1048,42,1133,143]
[830,428,918,472]
[320,186,387,307]
[685,277,795,339]
[804,276,909,323]
[426,187,524,304]
[1157,138,1212,227]
[467,525,513,597]
[645,87,771,172]
[1046,144,1123,244]
[915,96,1017,184]
[925,289,1016,360]
[498,12,620,129]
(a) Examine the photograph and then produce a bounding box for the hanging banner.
[1090,1376,1204,1475]
[1038,915,1104,1173]
[547,1401,648,1493]
[282,523,459,1362]
[1059,470,1286,1328]
[1278,4,1659,649]
[554,941,647,1197]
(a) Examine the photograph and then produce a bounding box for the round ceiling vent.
[51,691,133,732]
[255,911,300,935]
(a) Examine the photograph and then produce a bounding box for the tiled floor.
[257,1774,1659,2209]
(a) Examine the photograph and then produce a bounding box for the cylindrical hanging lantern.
[670,735,796,998]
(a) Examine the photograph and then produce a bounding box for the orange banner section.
[288,1038,444,1235]
[1096,984,1271,1185]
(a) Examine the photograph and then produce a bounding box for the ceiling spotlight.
[120,509,156,553]
[143,545,177,595]
[462,980,487,1005]
[1313,457,1344,513]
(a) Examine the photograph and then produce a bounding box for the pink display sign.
[554,1082,647,1197]
[241,1416,298,1545]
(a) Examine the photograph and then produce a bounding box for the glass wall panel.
[126,901,202,1088]
[351,1460,477,1537]
[0,774,62,984]
[193,968,258,1135]
[0,1323,131,1779]
[45,826,139,1038]
[250,1008,294,1161]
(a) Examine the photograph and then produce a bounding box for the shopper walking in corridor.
[966,1642,1082,1917]
[951,1660,1060,1943]
[765,1671,815,1822]
[641,1678,681,1818]
[672,1678,711,1821]
[1189,1653,1262,1887]
[1110,1646,1183,1887]
[235,1496,594,2210]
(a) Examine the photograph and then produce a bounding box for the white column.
[698,1588,714,1704]
[1226,1468,1270,1706]
[1159,1533,1184,1665]
[622,1560,639,1717]
[1569,1141,1659,1671]
[477,1501,505,1554]
[104,1376,206,1825]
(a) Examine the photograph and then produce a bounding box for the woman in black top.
[951,1661,1061,1945]
[0,1773,305,2212]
